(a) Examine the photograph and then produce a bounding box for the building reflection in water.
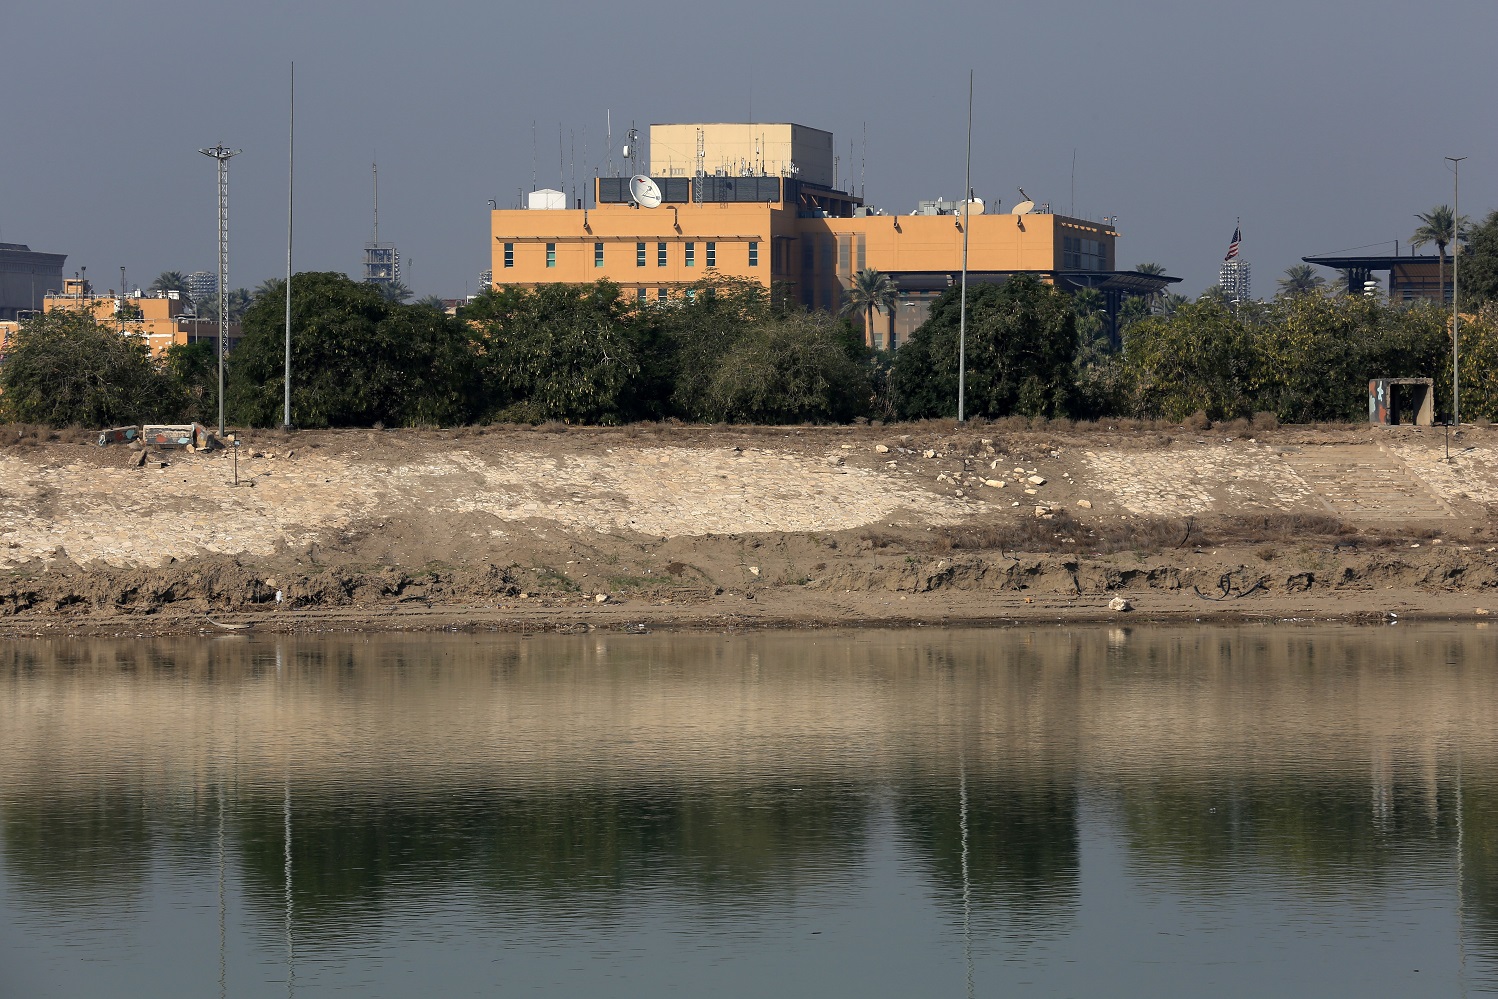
[1,626,1496,988]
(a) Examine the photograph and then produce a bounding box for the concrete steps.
[1278,445,1456,522]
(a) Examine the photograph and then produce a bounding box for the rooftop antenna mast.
[861,121,866,200]
[531,120,537,193]
[372,161,379,245]
[199,142,241,437]
[694,127,705,203]
[606,110,613,177]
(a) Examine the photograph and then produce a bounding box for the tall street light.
[957,70,973,424]
[200,143,241,437]
[1447,155,1466,426]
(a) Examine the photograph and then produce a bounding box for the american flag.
[1224,223,1241,261]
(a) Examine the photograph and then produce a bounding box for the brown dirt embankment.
[3,421,1498,636]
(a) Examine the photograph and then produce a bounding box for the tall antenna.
[1070,149,1076,217]
[694,127,705,203]
[606,110,613,177]
[199,142,241,437]
[531,120,537,192]
[372,161,379,245]
[861,121,866,199]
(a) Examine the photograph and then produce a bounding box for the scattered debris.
[1108,596,1132,612]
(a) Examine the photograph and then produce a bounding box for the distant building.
[0,243,67,321]
[42,278,239,357]
[363,244,399,287]
[479,268,492,292]
[1300,252,1451,303]
[1220,259,1251,303]
[490,120,1178,348]
[187,271,217,307]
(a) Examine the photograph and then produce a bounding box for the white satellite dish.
[1011,200,1035,216]
[964,197,985,216]
[629,175,662,208]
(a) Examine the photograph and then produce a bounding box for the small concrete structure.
[1369,378,1434,427]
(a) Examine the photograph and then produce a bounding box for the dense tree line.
[7,262,1498,429]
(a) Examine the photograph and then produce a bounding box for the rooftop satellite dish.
[1012,200,1035,216]
[630,175,662,209]
[965,197,986,216]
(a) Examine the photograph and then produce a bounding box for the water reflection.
[2,626,1496,994]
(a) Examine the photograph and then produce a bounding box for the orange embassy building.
[490,122,1177,346]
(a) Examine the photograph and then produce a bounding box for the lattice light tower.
[199,143,241,435]
[1219,259,1251,305]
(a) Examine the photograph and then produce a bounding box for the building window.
[637,242,646,267]
[705,242,716,268]
[684,242,695,267]
[686,288,697,302]
[503,243,514,268]
[637,287,647,301]
[749,241,759,267]
[657,287,668,302]
[658,242,667,267]
[545,243,556,268]
[594,242,604,267]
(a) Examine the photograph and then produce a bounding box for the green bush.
[0,308,179,427]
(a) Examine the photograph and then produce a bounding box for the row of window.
[502,241,759,269]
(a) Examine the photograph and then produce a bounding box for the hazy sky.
[6,0,1496,300]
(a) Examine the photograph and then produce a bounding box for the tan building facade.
[41,278,237,357]
[491,122,1173,347]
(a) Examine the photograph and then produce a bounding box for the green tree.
[0,307,176,426]
[468,281,642,424]
[1198,284,1231,306]
[1121,300,1256,421]
[1459,210,1498,308]
[840,268,898,349]
[149,271,189,296]
[1277,264,1326,298]
[196,287,252,322]
[699,311,870,423]
[226,272,473,428]
[1411,204,1467,303]
[891,275,1077,419]
[375,280,413,304]
[162,340,217,425]
[253,278,285,300]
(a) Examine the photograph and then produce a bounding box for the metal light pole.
[285,64,295,431]
[957,70,973,424]
[1447,156,1466,426]
[200,143,241,437]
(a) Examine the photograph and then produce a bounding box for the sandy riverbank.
[2,421,1496,637]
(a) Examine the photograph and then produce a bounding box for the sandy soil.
[2,420,1496,637]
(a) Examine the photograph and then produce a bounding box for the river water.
[1,625,1495,997]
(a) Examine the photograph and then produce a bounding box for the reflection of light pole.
[1446,157,1466,425]
[199,144,241,436]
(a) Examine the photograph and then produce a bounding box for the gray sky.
[6,0,1496,300]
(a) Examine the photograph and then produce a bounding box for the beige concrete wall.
[650,122,836,189]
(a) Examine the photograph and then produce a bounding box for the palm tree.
[376,280,413,304]
[253,278,285,300]
[840,268,898,348]
[1159,293,1189,318]
[1277,264,1326,298]
[196,288,252,322]
[415,294,447,312]
[150,271,189,296]
[1411,205,1469,303]
[1198,284,1231,306]
[1133,263,1169,313]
